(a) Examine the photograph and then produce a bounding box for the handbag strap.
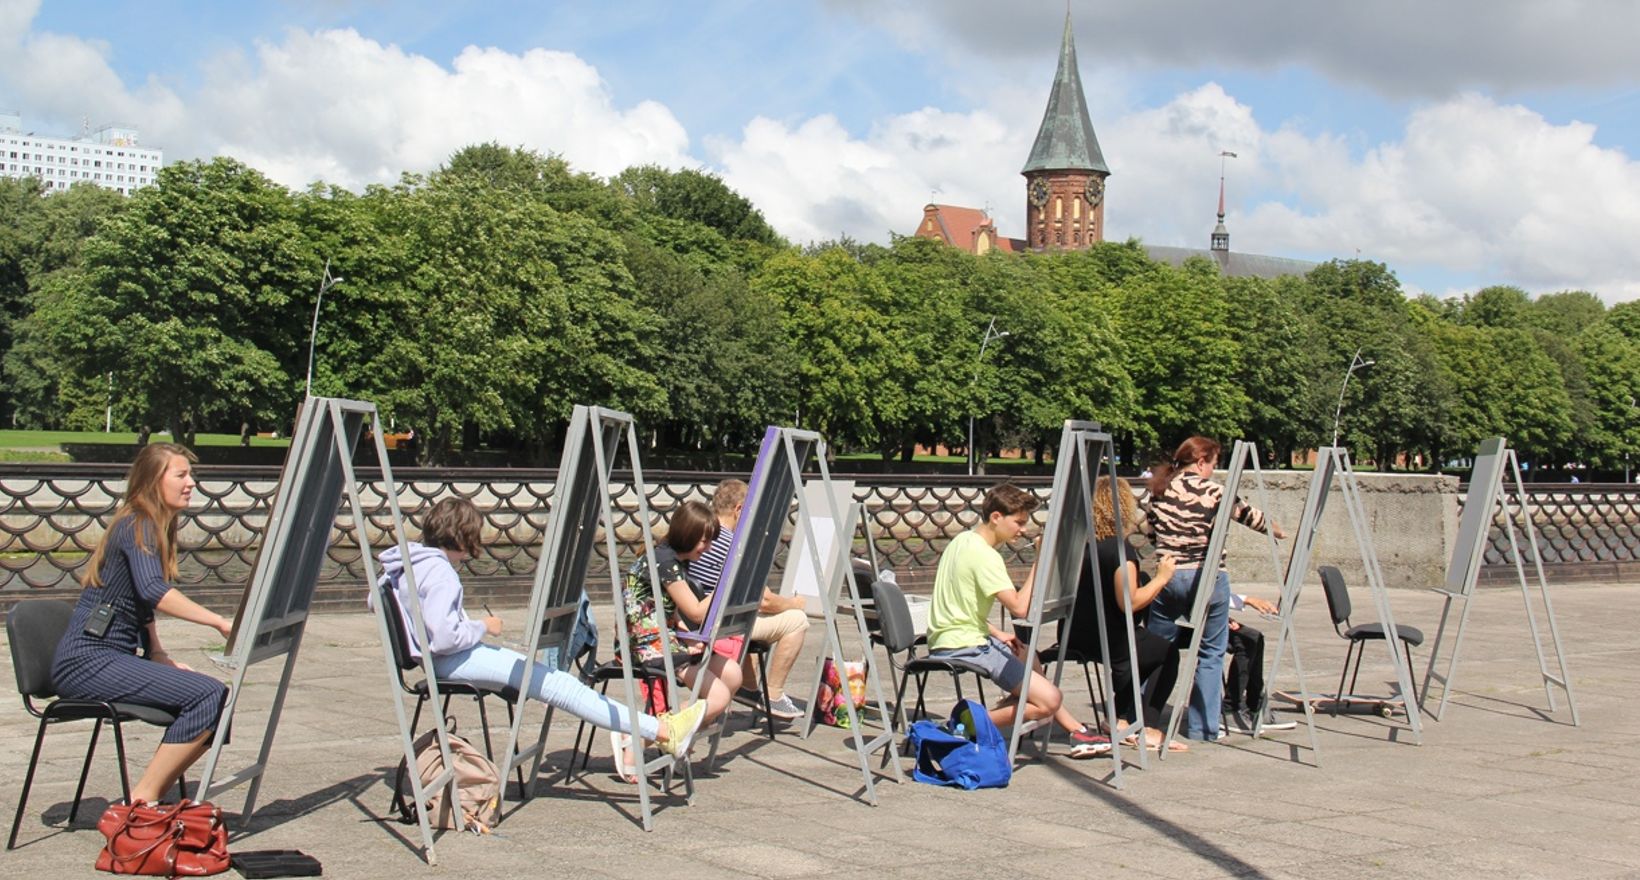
[116,800,190,831]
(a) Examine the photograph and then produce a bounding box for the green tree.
[1459,285,1530,328]
[1526,290,1606,337]
[1114,257,1245,456]
[752,247,900,451]
[1575,323,1640,472]
[621,234,793,457]
[1304,260,1444,469]
[1224,274,1316,466]
[613,165,784,247]
[356,169,665,464]
[41,160,308,442]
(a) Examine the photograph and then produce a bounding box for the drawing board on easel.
[498,405,692,828]
[1420,437,1578,725]
[198,397,462,866]
[778,478,857,618]
[696,425,902,803]
[1006,420,1154,786]
[1158,440,1294,755]
[1258,446,1423,746]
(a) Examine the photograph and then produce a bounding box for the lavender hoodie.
[372,542,486,659]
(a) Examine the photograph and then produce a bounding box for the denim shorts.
[930,636,1026,693]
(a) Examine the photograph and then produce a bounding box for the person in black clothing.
[52,443,232,804]
[1065,476,1186,756]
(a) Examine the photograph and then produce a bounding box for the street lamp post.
[1627,396,1637,484]
[1330,348,1375,449]
[967,317,1009,476]
[304,260,344,399]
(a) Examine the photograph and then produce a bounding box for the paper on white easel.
[778,479,855,617]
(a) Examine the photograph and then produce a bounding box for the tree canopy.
[1,145,1633,475]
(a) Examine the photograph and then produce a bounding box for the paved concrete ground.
[2,580,1636,879]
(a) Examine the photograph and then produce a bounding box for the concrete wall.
[1215,469,1459,591]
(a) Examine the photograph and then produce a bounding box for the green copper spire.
[1021,13,1109,175]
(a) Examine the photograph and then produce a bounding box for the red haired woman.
[1144,437,1284,741]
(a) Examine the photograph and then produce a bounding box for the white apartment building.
[0,113,163,195]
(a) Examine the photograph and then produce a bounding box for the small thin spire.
[1212,150,1236,253]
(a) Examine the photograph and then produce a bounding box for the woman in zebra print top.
[1142,436,1285,741]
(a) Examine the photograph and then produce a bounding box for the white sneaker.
[1259,712,1298,731]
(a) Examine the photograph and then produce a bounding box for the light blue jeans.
[433,643,659,741]
[1146,567,1230,740]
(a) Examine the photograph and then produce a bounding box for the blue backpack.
[907,700,1012,790]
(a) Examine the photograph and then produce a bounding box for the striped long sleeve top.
[1146,472,1270,569]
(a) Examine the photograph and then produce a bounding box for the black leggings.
[1108,628,1180,726]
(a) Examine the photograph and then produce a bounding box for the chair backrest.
[1317,565,1352,632]
[850,559,876,604]
[376,578,420,673]
[870,580,918,655]
[7,599,74,700]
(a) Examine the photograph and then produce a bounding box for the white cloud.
[711,108,1029,246]
[2,1,1635,302]
[186,30,691,187]
[0,4,690,189]
[718,83,1640,302]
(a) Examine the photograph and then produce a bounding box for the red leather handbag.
[96,799,230,877]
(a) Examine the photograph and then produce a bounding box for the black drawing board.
[681,425,791,643]
[1446,437,1507,597]
[531,406,625,652]
[227,399,363,660]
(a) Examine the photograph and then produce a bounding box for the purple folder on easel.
[677,426,780,643]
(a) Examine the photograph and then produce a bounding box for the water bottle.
[954,723,966,740]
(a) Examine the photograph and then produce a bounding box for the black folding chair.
[1318,565,1424,712]
[871,580,989,728]
[7,600,184,850]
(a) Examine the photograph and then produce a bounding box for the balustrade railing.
[2,463,1633,610]
[0,464,1054,604]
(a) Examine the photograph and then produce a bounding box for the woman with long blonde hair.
[52,443,232,803]
[1066,477,1183,754]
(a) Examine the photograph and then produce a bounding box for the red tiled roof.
[924,203,991,248]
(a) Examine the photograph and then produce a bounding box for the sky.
[2,0,1638,303]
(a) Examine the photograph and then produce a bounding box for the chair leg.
[8,716,52,850]
[913,672,930,721]
[69,718,104,823]
[474,695,494,760]
[1334,645,1354,716]
[390,695,430,816]
[757,651,775,740]
[1348,641,1368,700]
[1403,643,1420,704]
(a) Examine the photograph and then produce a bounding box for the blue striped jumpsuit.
[52,518,227,744]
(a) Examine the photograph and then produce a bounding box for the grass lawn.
[0,430,292,450]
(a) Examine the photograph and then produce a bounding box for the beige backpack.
[396,726,502,834]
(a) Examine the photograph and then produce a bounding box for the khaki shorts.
[750,607,809,644]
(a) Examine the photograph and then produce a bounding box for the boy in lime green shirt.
[927,484,1107,750]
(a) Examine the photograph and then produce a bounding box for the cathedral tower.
[1021,13,1109,251]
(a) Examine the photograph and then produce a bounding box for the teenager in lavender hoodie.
[374,497,704,757]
